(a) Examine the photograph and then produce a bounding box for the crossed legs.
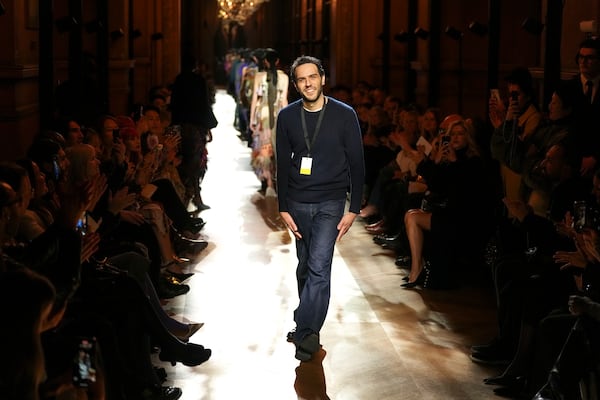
[404,209,432,283]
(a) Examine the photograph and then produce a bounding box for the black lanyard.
[300,97,327,157]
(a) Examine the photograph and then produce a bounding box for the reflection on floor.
[159,90,503,399]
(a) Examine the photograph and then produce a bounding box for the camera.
[72,337,97,388]
[441,135,451,146]
[112,128,120,142]
[573,200,600,232]
[510,90,519,101]
[165,125,181,137]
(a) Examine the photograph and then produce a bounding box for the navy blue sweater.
[275,97,365,213]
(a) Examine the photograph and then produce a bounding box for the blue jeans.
[287,198,345,343]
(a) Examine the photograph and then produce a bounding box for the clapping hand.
[163,133,181,152]
[581,228,600,263]
[107,186,138,215]
[555,211,577,239]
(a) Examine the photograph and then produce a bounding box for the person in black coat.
[561,38,600,178]
[170,54,218,211]
[402,119,496,289]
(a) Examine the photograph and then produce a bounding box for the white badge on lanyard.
[300,97,327,178]
[300,157,313,175]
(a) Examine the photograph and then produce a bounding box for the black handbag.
[420,192,448,212]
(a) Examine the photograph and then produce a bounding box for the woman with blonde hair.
[402,118,496,288]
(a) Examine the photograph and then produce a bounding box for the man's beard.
[300,86,323,105]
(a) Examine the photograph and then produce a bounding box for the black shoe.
[140,386,182,400]
[470,337,512,365]
[175,240,208,257]
[373,233,400,246]
[190,217,205,225]
[164,270,195,282]
[470,337,505,354]
[395,255,411,268]
[401,268,429,289]
[158,342,212,367]
[484,374,524,387]
[470,349,511,366]
[157,277,190,299]
[286,328,296,343]
[295,333,320,361]
[196,203,210,211]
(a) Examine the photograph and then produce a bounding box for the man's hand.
[336,212,357,242]
[280,211,302,240]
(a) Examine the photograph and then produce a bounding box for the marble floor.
[159,90,503,399]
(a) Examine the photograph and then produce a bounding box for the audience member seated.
[402,118,496,289]
[360,108,421,222]
[521,83,578,216]
[471,142,591,398]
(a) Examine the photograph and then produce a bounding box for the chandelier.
[217,0,269,25]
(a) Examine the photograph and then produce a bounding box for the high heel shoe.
[401,268,429,289]
[172,255,191,264]
[158,342,212,367]
[164,269,195,282]
[173,322,205,342]
[483,374,524,386]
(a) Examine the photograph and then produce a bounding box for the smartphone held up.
[72,337,97,388]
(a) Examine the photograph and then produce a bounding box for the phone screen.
[52,158,60,180]
[72,337,97,387]
[76,212,88,236]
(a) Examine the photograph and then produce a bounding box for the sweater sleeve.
[344,110,365,213]
[276,108,292,212]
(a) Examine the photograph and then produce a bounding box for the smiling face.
[293,63,325,105]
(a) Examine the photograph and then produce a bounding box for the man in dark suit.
[562,38,600,178]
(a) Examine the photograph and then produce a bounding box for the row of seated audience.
[0,86,213,399]
[340,38,600,399]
